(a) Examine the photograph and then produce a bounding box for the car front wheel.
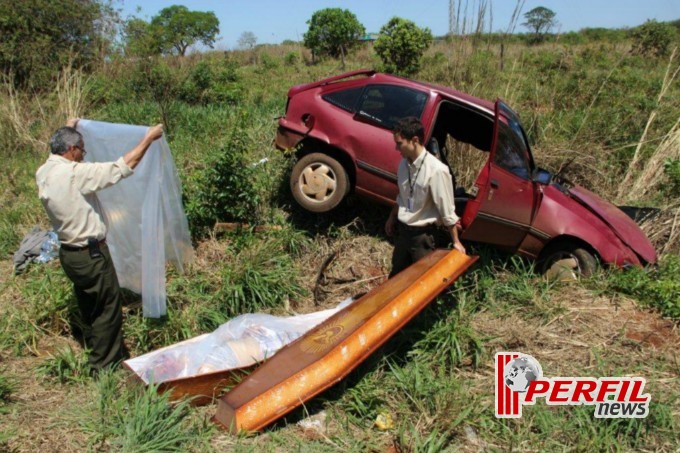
[290,153,349,213]
[539,244,598,280]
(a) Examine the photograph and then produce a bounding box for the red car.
[275,69,656,276]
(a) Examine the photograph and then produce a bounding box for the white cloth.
[396,150,459,228]
[36,154,133,246]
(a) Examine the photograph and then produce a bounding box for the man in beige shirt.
[36,119,163,372]
[385,117,465,277]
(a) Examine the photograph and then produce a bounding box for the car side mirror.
[532,168,552,185]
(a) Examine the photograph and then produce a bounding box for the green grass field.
[0,37,678,451]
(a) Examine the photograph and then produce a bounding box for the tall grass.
[75,369,212,451]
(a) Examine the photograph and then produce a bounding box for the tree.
[303,8,365,67]
[0,0,107,87]
[150,5,219,56]
[238,31,257,49]
[522,6,557,43]
[374,17,433,76]
[124,18,160,57]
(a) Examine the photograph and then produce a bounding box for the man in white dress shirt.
[385,117,465,277]
[36,119,163,372]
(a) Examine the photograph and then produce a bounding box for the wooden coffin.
[214,249,476,432]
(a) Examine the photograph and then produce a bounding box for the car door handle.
[491,179,500,189]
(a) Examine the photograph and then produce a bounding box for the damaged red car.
[275,70,656,276]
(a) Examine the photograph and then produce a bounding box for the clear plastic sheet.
[77,120,193,317]
[125,298,353,384]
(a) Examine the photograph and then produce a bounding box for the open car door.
[461,100,537,252]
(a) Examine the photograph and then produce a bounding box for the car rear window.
[356,85,428,129]
[322,87,364,112]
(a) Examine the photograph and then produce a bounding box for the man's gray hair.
[49,127,82,155]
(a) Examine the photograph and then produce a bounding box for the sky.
[119,0,680,50]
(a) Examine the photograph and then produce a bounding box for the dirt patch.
[471,283,679,402]
[296,233,392,311]
[1,356,91,452]
[623,312,677,349]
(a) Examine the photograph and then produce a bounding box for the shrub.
[183,116,265,237]
[179,58,240,105]
[606,255,680,321]
[630,20,678,57]
[259,52,279,71]
[374,17,433,76]
[284,51,299,66]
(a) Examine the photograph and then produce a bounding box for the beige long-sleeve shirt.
[36,154,134,247]
[396,150,460,228]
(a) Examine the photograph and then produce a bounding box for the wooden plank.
[214,249,476,432]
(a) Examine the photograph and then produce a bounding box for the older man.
[36,119,163,372]
[385,117,465,277]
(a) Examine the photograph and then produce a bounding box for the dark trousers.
[59,244,125,371]
[389,223,437,278]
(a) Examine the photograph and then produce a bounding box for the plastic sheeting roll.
[77,120,193,317]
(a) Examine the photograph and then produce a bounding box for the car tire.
[290,153,349,213]
[539,244,598,280]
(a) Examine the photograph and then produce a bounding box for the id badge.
[407,197,413,212]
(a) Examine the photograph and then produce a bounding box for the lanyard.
[408,152,427,197]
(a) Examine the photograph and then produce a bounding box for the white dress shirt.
[36,154,134,246]
[396,150,459,228]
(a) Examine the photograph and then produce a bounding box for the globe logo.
[504,355,542,393]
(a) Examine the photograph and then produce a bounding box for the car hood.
[568,186,657,264]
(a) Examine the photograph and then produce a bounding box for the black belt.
[398,222,438,232]
[61,239,106,252]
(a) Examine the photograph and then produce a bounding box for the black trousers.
[59,243,126,371]
[389,223,438,278]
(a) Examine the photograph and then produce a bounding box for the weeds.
[602,254,680,320]
[75,369,212,451]
[36,345,90,384]
[0,369,14,406]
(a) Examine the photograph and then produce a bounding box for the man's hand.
[453,240,466,255]
[145,124,164,142]
[124,124,164,170]
[66,118,80,128]
[448,224,466,255]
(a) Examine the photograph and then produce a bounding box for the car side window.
[322,87,364,113]
[356,85,428,128]
[494,123,531,179]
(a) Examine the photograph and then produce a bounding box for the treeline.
[1,0,678,89]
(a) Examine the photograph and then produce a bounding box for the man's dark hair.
[49,126,82,155]
[393,117,425,143]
